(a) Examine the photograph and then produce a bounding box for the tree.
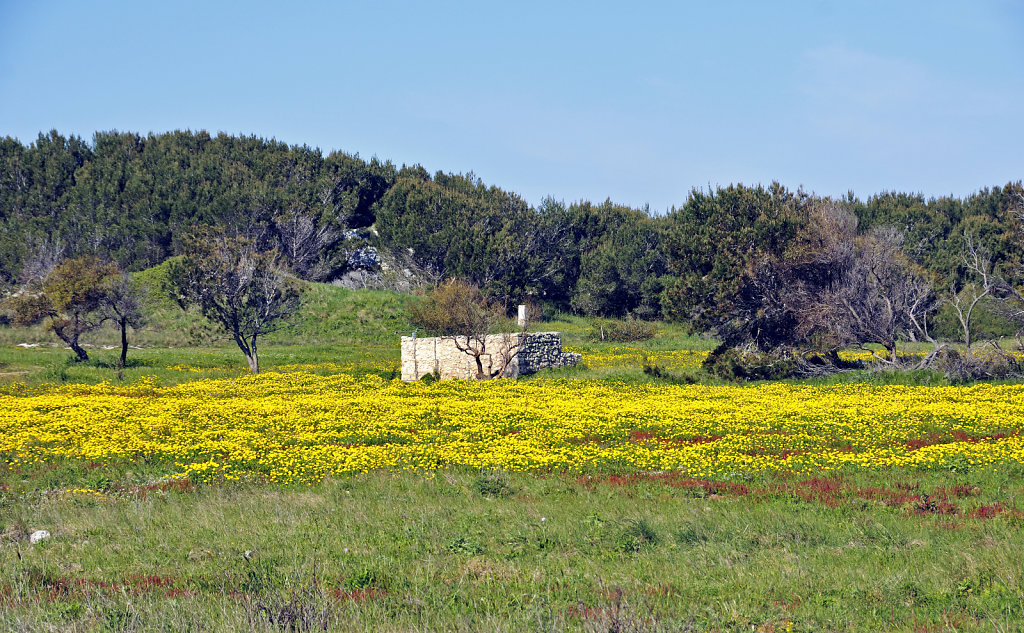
[273,204,344,281]
[569,202,667,318]
[408,280,528,380]
[663,183,809,351]
[7,256,119,361]
[170,231,302,373]
[826,227,939,364]
[946,232,1002,353]
[375,172,542,303]
[101,272,148,367]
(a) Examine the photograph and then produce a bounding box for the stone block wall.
[400,331,580,382]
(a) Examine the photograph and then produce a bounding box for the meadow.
[2,285,1024,632]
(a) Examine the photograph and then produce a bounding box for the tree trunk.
[69,338,89,362]
[119,320,128,368]
[232,333,259,374]
[57,313,89,361]
[248,335,260,374]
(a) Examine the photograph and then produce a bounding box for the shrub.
[474,470,513,498]
[641,354,697,384]
[615,518,658,553]
[702,347,798,381]
[935,348,1022,383]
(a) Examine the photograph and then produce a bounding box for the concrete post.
[517,304,528,328]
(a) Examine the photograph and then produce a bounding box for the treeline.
[0,129,393,285]
[2,130,1022,343]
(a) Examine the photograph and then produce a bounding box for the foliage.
[408,280,497,337]
[375,172,551,303]
[663,183,810,350]
[169,231,303,373]
[4,255,120,361]
[473,470,514,498]
[2,129,1023,342]
[566,200,668,318]
[0,130,394,288]
[407,279,525,380]
[615,518,659,553]
[701,347,800,381]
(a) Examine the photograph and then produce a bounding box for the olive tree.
[6,256,119,361]
[170,231,302,373]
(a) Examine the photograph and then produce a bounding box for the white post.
[517,304,528,328]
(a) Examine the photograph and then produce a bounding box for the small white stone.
[29,530,50,544]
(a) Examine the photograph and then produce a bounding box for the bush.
[702,347,799,381]
[587,318,656,342]
[615,518,658,553]
[935,348,1022,383]
[641,354,697,384]
[474,470,513,498]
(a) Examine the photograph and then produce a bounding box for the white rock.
[29,530,50,544]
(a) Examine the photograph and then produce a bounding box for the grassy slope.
[0,279,419,385]
[0,270,711,386]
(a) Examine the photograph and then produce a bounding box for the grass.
[3,283,1024,629]
[2,469,1023,632]
[0,281,712,387]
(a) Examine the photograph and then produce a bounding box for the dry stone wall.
[400,332,580,382]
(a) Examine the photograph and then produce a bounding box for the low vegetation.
[3,469,1024,632]
[2,137,1024,628]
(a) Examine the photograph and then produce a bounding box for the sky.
[1,0,1022,212]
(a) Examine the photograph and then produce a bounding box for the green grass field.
[3,469,1023,632]
[3,282,1024,631]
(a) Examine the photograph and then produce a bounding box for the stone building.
[400,331,581,381]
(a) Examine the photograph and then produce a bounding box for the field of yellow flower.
[3,372,1023,484]
[567,345,928,372]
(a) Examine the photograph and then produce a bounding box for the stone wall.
[516,332,582,374]
[400,332,580,382]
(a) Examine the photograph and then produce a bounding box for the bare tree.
[101,272,147,367]
[18,236,65,286]
[948,233,1000,354]
[408,280,530,380]
[171,231,302,373]
[274,204,344,281]
[828,226,939,365]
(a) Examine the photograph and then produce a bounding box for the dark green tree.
[663,183,809,351]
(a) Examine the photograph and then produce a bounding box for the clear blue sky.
[1,0,1021,212]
